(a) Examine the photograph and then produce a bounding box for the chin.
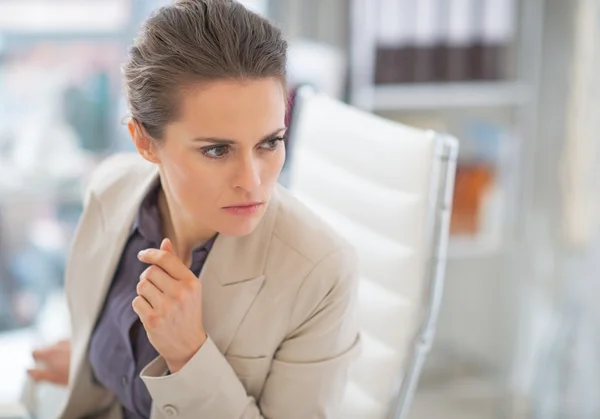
[214,201,269,237]
[218,218,262,237]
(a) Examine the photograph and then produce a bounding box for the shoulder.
[85,152,156,200]
[270,184,357,269]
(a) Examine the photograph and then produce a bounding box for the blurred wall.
[269,0,350,50]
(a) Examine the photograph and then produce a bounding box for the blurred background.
[1,0,600,418]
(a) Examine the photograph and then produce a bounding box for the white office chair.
[285,87,458,419]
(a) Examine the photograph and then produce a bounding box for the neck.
[157,186,214,266]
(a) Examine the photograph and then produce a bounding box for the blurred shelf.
[448,236,502,259]
[355,82,533,111]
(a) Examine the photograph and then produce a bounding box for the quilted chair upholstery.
[286,87,458,419]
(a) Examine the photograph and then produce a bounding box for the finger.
[136,278,163,310]
[32,348,51,362]
[160,238,175,254]
[132,295,156,328]
[27,368,58,383]
[137,249,189,281]
[132,295,153,318]
[141,265,178,297]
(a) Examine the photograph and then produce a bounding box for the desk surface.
[0,402,30,419]
[0,328,36,404]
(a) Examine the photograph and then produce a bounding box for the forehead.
[170,78,287,140]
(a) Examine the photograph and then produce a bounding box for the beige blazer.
[59,153,361,419]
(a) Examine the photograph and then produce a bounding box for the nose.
[233,154,261,191]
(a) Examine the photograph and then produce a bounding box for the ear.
[128,119,161,164]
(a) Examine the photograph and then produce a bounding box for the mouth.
[222,202,264,216]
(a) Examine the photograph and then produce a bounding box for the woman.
[27,1,361,418]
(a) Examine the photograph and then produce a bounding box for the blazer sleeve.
[140,246,361,419]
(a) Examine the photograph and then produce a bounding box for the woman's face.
[148,78,287,238]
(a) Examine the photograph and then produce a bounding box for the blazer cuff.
[140,336,249,418]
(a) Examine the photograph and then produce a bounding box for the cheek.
[164,152,221,206]
[263,148,286,180]
[165,151,195,186]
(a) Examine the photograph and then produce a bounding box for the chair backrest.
[285,87,458,419]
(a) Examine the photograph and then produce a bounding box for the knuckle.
[187,279,199,292]
[136,280,145,294]
[139,267,150,282]
[172,289,183,302]
[188,280,201,296]
[132,296,141,308]
[134,296,145,310]
[157,252,168,265]
[147,265,160,277]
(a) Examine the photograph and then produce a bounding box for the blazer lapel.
[200,190,280,354]
[201,272,265,354]
[69,164,160,386]
[88,167,160,332]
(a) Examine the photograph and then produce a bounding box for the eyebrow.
[192,127,287,145]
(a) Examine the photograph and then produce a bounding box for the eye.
[259,137,285,151]
[201,145,229,159]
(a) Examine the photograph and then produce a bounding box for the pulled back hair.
[123,0,288,140]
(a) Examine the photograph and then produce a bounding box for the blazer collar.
[202,194,279,286]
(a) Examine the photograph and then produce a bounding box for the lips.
[222,202,263,216]
[224,202,263,209]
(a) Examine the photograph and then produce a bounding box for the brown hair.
[123,0,288,140]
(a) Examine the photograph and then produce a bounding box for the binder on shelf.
[472,0,516,80]
[443,0,478,81]
[372,0,517,86]
[413,0,444,82]
[374,0,414,84]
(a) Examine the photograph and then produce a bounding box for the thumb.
[160,238,174,254]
